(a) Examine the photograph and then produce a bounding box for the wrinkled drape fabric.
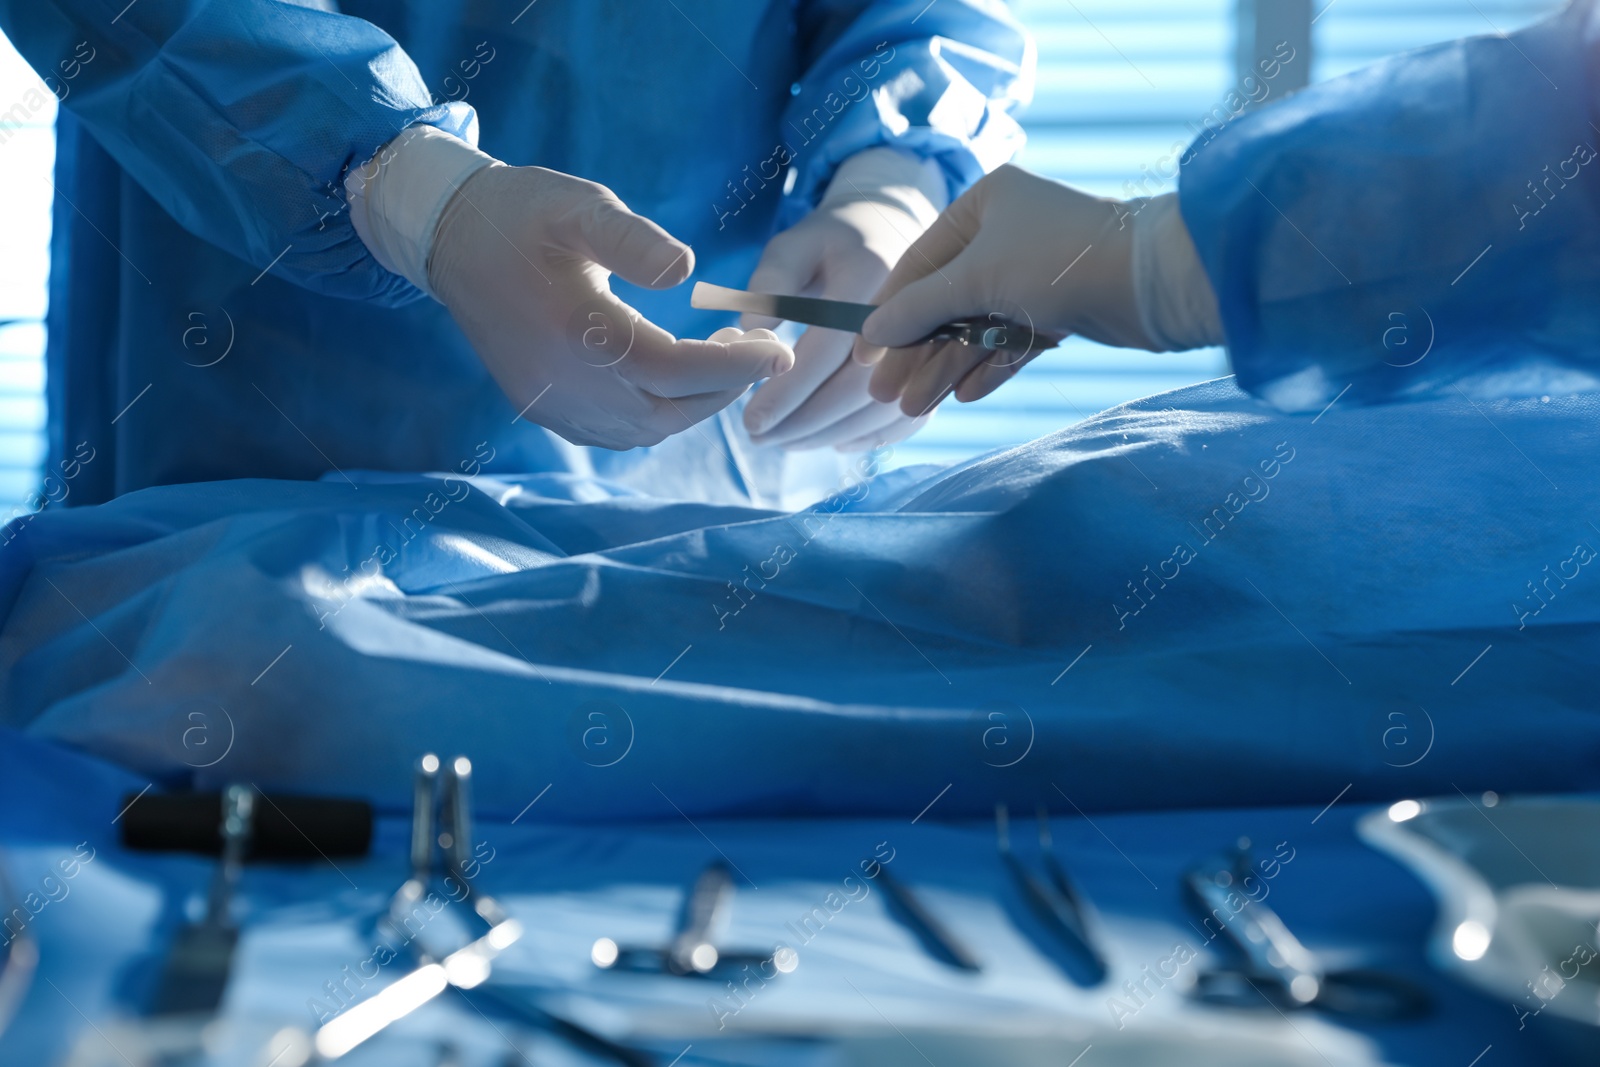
[2,379,1595,820]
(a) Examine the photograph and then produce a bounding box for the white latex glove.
[740,148,947,452]
[347,125,793,449]
[852,164,1222,418]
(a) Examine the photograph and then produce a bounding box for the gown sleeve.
[1178,1,1600,410]
[0,0,477,305]
[779,0,1035,227]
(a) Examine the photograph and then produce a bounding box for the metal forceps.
[995,805,1109,985]
[151,783,253,1017]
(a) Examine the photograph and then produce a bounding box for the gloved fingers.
[750,351,881,447]
[899,339,989,418]
[570,194,696,290]
[634,334,793,398]
[775,394,908,452]
[955,354,1027,403]
[834,413,931,454]
[739,227,824,330]
[709,326,779,344]
[867,338,943,404]
[848,170,1008,369]
[847,192,983,368]
[643,384,753,439]
[743,325,854,439]
[857,264,972,359]
[851,338,891,367]
[949,321,1065,402]
[858,245,989,352]
[617,313,793,398]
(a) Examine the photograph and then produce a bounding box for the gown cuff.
[1131,193,1225,352]
[345,124,497,300]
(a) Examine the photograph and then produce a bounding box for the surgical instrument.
[126,784,373,1015]
[314,755,523,1060]
[691,281,1038,353]
[63,786,374,1066]
[122,789,371,859]
[592,860,796,978]
[151,784,253,1016]
[874,865,982,972]
[996,804,1108,985]
[0,848,37,1041]
[314,755,651,1067]
[1184,840,1430,1019]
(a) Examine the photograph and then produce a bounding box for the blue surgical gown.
[0,0,1031,506]
[1180,0,1600,411]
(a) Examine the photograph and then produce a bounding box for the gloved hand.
[852,164,1222,417]
[739,148,947,452]
[347,126,793,449]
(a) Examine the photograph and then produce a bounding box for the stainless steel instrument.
[314,756,524,1061]
[875,864,982,973]
[1184,840,1430,1020]
[691,281,1037,353]
[591,860,794,979]
[996,804,1108,985]
[151,784,253,1016]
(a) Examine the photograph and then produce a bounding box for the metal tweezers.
[996,804,1108,985]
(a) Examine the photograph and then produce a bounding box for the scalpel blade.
[691,281,876,335]
[691,281,1041,353]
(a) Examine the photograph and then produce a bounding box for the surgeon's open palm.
[429,164,794,449]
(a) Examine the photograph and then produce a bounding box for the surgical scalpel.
[691,281,1037,353]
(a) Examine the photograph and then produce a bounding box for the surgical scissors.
[1184,840,1430,1020]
